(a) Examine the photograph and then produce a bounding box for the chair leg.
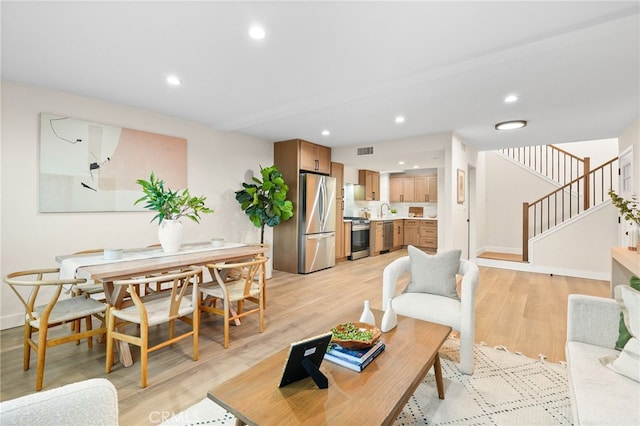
[85,315,93,348]
[193,309,199,361]
[105,308,114,374]
[35,327,48,391]
[223,301,230,349]
[259,295,265,333]
[459,333,475,375]
[23,322,32,371]
[140,322,149,388]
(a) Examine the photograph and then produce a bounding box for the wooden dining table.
[56,242,269,367]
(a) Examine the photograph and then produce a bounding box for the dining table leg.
[103,280,134,367]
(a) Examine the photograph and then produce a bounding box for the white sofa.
[566,294,640,425]
[0,378,118,425]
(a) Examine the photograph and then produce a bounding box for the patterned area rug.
[161,338,572,425]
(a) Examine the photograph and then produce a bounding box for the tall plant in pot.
[609,189,640,251]
[235,165,294,244]
[135,172,213,253]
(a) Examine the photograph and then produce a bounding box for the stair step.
[478,252,524,262]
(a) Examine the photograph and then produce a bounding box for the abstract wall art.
[39,113,187,212]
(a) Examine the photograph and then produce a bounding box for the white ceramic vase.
[381,299,398,332]
[359,300,376,326]
[158,219,183,253]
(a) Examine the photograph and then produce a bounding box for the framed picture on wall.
[457,169,465,204]
[39,113,187,213]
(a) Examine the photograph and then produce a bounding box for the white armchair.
[382,254,479,374]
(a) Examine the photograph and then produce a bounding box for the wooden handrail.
[500,144,588,187]
[522,157,617,261]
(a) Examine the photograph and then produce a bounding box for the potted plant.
[609,189,640,251]
[235,165,294,244]
[135,172,213,253]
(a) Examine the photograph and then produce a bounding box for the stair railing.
[500,145,589,187]
[522,157,617,261]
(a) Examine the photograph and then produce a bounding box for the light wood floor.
[0,249,609,424]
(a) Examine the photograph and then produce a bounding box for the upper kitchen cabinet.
[299,140,331,175]
[414,176,438,202]
[390,174,437,203]
[356,169,380,201]
[389,176,415,202]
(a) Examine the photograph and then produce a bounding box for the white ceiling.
[2,1,639,170]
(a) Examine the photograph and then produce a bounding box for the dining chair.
[3,268,108,391]
[70,248,106,298]
[105,266,201,388]
[200,256,267,349]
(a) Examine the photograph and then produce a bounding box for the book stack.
[324,340,385,372]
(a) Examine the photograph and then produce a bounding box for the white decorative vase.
[381,299,398,332]
[628,222,639,251]
[359,300,376,326]
[158,219,183,253]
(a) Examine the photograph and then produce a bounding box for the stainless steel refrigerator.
[298,173,336,273]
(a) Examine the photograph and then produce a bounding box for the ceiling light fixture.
[249,26,266,40]
[322,130,330,136]
[166,75,182,86]
[495,120,527,130]
[395,116,405,124]
[504,94,518,103]
[398,161,405,165]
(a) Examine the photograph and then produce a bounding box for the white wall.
[1,80,273,329]
[530,204,618,280]
[555,138,618,168]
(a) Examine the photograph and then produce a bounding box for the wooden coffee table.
[207,308,452,425]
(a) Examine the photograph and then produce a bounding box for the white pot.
[158,219,183,253]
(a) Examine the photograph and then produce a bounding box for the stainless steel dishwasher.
[382,220,393,252]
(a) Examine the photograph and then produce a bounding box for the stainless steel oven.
[346,217,370,260]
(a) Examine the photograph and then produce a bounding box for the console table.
[611,246,640,297]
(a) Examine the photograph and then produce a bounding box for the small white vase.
[628,223,639,251]
[381,299,398,332]
[158,219,183,253]
[359,300,375,326]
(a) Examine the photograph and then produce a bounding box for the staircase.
[499,145,618,262]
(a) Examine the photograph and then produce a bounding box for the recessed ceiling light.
[398,161,405,165]
[322,130,330,136]
[395,116,405,124]
[495,120,528,130]
[504,94,518,103]
[166,75,182,86]
[249,26,266,40]
[413,165,419,169]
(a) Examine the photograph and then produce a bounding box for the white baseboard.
[475,258,610,281]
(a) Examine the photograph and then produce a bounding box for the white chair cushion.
[30,297,106,328]
[404,246,461,299]
[112,297,195,326]
[566,341,640,425]
[392,292,462,330]
[601,286,640,382]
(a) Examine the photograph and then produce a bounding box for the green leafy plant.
[135,172,213,224]
[609,189,640,225]
[235,165,294,244]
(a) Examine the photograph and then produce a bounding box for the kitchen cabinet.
[415,176,438,202]
[370,221,384,255]
[419,221,438,249]
[393,220,404,249]
[344,222,351,257]
[356,169,380,201]
[389,177,415,202]
[331,162,345,261]
[299,140,331,174]
[403,220,420,247]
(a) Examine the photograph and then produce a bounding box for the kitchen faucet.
[380,203,391,218]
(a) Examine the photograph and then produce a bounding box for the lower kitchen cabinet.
[370,221,383,255]
[393,220,404,249]
[403,220,420,247]
[419,221,437,250]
